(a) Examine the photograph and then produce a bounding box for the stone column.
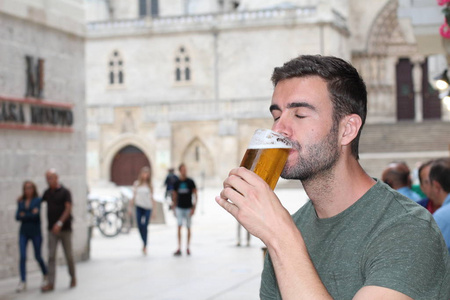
[411,56,424,123]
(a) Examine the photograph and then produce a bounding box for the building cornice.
[0,0,85,37]
[86,6,349,39]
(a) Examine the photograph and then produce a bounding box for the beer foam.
[248,129,292,149]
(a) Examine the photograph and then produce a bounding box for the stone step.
[360,121,450,153]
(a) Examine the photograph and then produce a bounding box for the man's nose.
[272,116,290,138]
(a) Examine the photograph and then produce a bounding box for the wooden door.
[422,58,441,119]
[111,145,151,186]
[396,58,415,120]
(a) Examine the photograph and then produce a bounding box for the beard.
[281,122,340,182]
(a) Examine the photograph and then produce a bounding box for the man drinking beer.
[216,55,450,299]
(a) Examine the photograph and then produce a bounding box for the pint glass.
[240,129,292,190]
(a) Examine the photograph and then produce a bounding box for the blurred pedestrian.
[131,166,157,255]
[417,160,439,213]
[173,163,197,256]
[163,168,178,208]
[236,222,251,247]
[41,169,76,292]
[429,158,450,253]
[381,162,421,202]
[15,181,48,293]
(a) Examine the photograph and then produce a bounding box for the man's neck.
[435,192,450,208]
[395,185,408,191]
[427,199,440,213]
[303,158,375,219]
[50,184,61,190]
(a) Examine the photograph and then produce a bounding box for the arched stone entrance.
[181,137,214,184]
[111,145,151,186]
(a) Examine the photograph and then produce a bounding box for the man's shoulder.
[434,202,450,222]
[397,187,421,201]
[32,197,42,204]
[372,188,438,237]
[59,184,70,192]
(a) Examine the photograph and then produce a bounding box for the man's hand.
[51,223,62,235]
[32,208,39,214]
[215,167,292,243]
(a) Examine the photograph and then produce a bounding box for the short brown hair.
[271,55,367,159]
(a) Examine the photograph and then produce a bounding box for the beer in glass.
[240,129,292,190]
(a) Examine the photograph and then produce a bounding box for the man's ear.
[340,114,362,146]
[431,179,442,192]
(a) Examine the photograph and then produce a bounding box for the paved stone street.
[0,187,307,300]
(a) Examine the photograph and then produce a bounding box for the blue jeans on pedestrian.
[136,206,152,247]
[19,234,48,282]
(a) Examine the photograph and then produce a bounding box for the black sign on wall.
[0,97,74,132]
[25,56,44,99]
[0,55,74,132]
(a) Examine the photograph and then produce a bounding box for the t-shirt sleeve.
[362,218,449,299]
[260,254,282,300]
[64,188,72,203]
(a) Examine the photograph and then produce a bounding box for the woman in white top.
[131,166,156,255]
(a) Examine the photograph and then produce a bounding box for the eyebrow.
[269,102,317,112]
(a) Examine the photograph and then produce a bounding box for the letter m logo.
[25,56,45,99]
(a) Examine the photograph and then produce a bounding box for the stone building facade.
[85,0,449,189]
[0,0,87,279]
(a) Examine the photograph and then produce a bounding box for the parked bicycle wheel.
[98,211,123,237]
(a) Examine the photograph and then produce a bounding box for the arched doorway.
[182,138,214,182]
[111,145,151,186]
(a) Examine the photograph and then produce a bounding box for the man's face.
[179,165,187,177]
[419,165,432,199]
[46,172,58,189]
[270,76,340,181]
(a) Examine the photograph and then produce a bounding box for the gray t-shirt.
[260,180,450,300]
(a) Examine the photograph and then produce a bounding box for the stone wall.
[0,1,87,280]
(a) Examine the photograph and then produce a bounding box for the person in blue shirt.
[15,181,48,292]
[429,158,450,253]
[381,162,421,202]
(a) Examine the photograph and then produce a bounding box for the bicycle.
[87,194,124,238]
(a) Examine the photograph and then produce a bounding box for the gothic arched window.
[175,46,191,83]
[108,50,124,86]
